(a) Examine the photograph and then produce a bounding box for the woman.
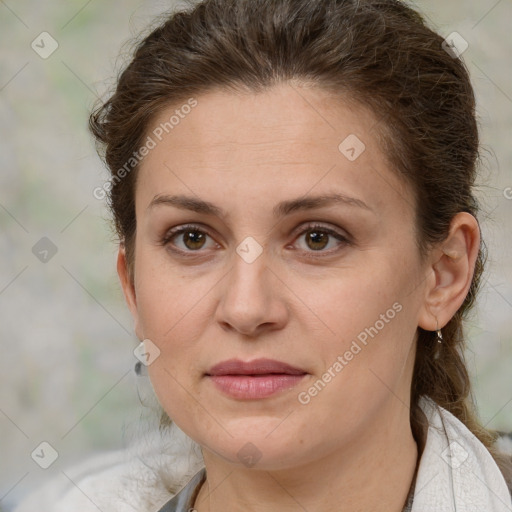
[14,0,512,511]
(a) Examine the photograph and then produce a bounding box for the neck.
[193,400,418,512]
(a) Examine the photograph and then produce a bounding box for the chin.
[196,423,313,470]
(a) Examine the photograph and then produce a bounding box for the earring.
[134,340,146,376]
[436,320,443,344]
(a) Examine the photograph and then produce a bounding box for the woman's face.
[120,83,433,470]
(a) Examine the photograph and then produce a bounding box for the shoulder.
[13,427,204,512]
[14,453,172,512]
[417,396,512,500]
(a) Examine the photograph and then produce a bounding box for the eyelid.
[291,222,351,242]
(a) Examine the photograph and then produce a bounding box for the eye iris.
[306,229,329,250]
[184,230,206,250]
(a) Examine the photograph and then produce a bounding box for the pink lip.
[206,358,307,400]
[207,374,307,399]
[207,358,306,376]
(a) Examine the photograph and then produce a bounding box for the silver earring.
[436,320,443,344]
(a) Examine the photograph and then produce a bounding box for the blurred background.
[0,0,511,510]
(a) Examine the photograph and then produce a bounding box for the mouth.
[205,358,307,399]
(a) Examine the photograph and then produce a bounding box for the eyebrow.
[147,192,374,219]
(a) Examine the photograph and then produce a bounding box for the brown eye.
[294,224,350,255]
[304,229,330,251]
[181,229,207,250]
[162,225,217,253]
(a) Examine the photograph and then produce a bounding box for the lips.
[206,358,308,400]
[206,358,306,376]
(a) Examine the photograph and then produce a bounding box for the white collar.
[413,396,512,511]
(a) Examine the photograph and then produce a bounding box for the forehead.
[136,83,413,220]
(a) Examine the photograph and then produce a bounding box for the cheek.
[298,257,410,341]
[290,278,416,444]
[132,265,207,414]
[295,254,419,388]
[133,247,212,338]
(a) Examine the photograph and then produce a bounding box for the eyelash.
[160,223,351,259]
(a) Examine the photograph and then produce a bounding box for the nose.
[214,248,289,337]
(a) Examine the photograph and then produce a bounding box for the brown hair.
[89,0,510,480]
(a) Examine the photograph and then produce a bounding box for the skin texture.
[117,83,480,511]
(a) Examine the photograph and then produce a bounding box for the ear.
[417,212,480,331]
[117,243,143,340]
